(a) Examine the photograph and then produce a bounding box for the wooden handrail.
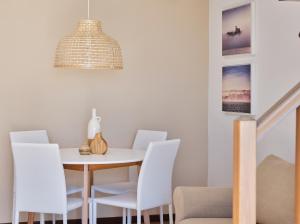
[257,82,300,141]
[233,82,300,224]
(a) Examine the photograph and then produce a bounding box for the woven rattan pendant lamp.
[54,0,123,70]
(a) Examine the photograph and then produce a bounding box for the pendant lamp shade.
[54,19,123,70]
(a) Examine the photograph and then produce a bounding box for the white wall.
[209,0,300,186]
[0,0,208,222]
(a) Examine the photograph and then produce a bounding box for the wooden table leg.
[82,164,90,224]
[143,211,150,224]
[28,212,34,224]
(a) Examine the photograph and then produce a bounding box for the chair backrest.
[10,130,49,144]
[10,130,50,198]
[137,139,180,210]
[12,143,67,214]
[132,130,167,150]
[129,130,167,182]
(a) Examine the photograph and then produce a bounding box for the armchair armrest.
[173,187,232,223]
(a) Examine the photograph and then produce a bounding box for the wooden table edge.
[63,161,142,171]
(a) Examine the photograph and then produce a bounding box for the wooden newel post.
[296,107,300,224]
[233,119,257,224]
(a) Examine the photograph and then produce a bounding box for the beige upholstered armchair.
[174,187,232,224]
[173,155,295,224]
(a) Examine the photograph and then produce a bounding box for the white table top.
[60,148,145,165]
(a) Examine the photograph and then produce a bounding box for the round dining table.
[62,148,145,224]
[27,147,146,224]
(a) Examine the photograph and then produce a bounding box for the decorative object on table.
[88,108,101,145]
[79,143,91,155]
[222,2,255,56]
[54,0,123,70]
[87,108,108,155]
[90,133,108,155]
[222,63,253,114]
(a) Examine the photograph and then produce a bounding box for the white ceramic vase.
[88,108,101,140]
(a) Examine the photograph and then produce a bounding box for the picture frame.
[222,1,255,57]
[222,61,256,115]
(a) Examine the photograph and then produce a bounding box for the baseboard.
[3,214,175,224]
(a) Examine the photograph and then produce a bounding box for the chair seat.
[67,185,83,195]
[94,192,137,209]
[93,181,137,194]
[179,218,232,224]
[67,198,83,212]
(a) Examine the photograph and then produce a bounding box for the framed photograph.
[222,63,254,114]
[222,2,255,56]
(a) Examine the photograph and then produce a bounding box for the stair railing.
[232,81,300,224]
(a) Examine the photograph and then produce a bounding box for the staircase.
[233,81,300,224]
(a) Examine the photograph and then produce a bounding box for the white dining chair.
[91,130,167,197]
[10,130,83,224]
[90,139,180,224]
[10,130,50,144]
[11,143,83,224]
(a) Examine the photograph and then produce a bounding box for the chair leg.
[160,206,163,224]
[90,187,95,224]
[93,201,97,224]
[63,213,67,224]
[89,200,93,224]
[168,204,173,224]
[40,214,45,224]
[122,208,126,224]
[12,195,16,224]
[127,209,131,224]
[14,210,19,224]
[52,214,56,224]
[137,210,142,224]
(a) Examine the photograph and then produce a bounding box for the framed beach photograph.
[222,63,254,114]
[222,2,255,56]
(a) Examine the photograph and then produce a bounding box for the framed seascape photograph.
[222,63,254,114]
[222,2,255,57]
